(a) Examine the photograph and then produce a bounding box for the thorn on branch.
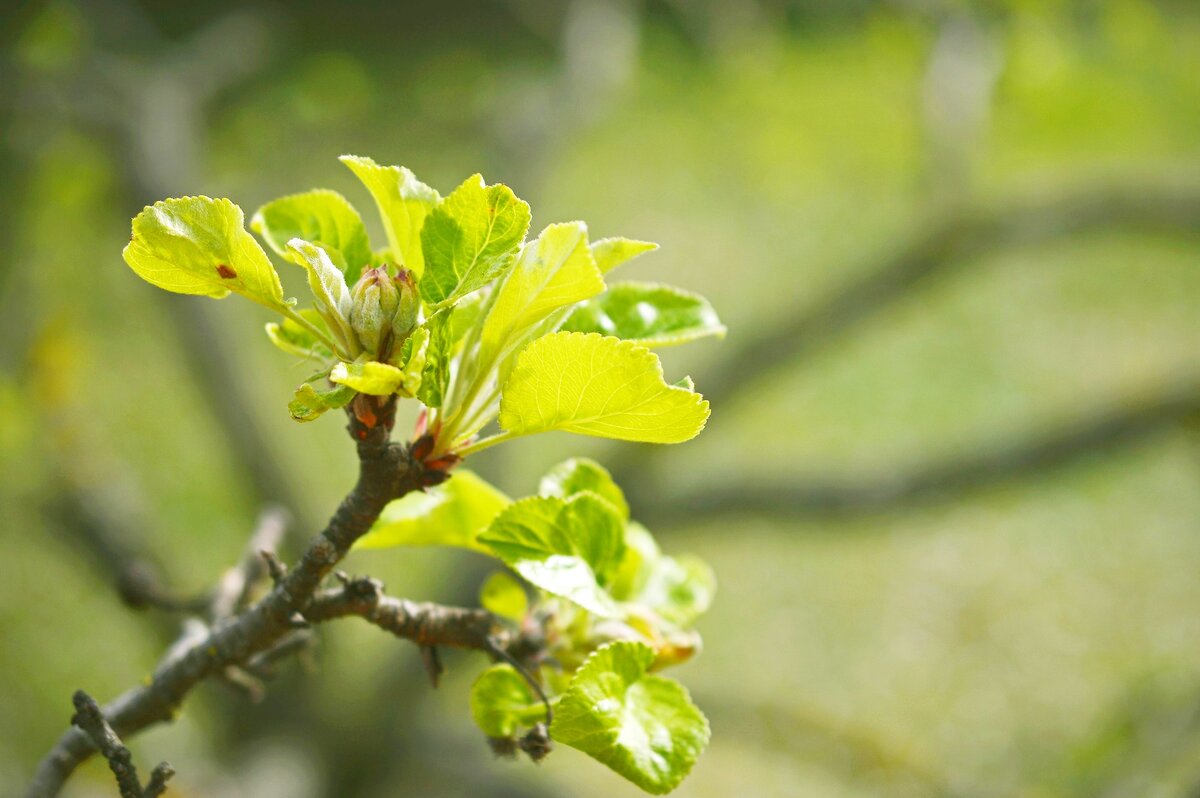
[70,690,174,798]
[217,666,265,703]
[143,763,175,798]
[419,645,443,688]
[261,550,288,586]
[210,507,289,619]
[243,630,317,679]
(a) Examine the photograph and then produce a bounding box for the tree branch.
[305,574,509,651]
[640,380,1200,525]
[69,691,174,798]
[24,401,442,798]
[611,183,1200,497]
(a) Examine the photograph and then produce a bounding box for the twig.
[209,507,289,619]
[303,575,508,652]
[70,691,174,798]
[24,400,422,798]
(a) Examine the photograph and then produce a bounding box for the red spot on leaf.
[215,264,237,279]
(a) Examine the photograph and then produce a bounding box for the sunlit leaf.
[638,554,716,628]
[417,308,453,408]
[393,325,429,398]
[479,222,604,376]
[356,470,510,552]
[480,571,528,622]
[288,380,355,423]
[264,309,333,360]
[285,239,356,351]
[340,155,439,277]
[562,282,725,348]
[477,494,625,617]
[471,664,544,739]
[250,189,372,283]
[590,237,657,274]
[419,174,530,307]
[539,457,629,520]
[123,196,284,309]
[330,360,405,396]
[499,333,710,444]
[550,641,709,794]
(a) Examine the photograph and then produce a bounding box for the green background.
[2,1,1199,795]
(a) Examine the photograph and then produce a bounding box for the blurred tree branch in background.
[614,182,1200,522]
[642,380,1200,524]
[7,1,308,528]
[25,399,539,798]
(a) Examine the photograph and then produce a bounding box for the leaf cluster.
[359,457,714,793]
[120,155,723,793]
[123,156,725,460]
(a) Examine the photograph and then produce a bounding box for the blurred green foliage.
[2,1,1199,796]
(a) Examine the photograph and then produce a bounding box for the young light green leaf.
[285,239,356,351]
[250,189,372,283]
[561,282,725,348]
[471,664,544,739]
[288,380,356,423]
[330,360,404,396]
[356,470,510,552]
[479,222,604,372]
[416,308,454,408]
[638,554,716,628]
[124,196,284,309]
[265,309,333,360]
[479,571,529,622]
[608,522,661,602]
[340,155,439,277]
[539,457,629,520]
[393,325,429,398]
[419,174,531,307]
[477,494,625,617]
[550,641,709,794]
[591,237,657,274]
[499,332,710,444]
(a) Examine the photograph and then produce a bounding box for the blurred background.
[2,0,1200,795]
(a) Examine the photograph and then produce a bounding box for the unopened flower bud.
[349,267,399,355]
[391,268,419,342]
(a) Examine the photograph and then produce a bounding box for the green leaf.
[393,326,429,398]
[608,522,661,602]
[250,189,372,283]
[285,239,356,351]
[419,174,531,307]
[479,222,604,375]
[539,457,629,520]
[591,237,657,274]
[477,494,625,617]
[123,196,284,310]
[265,309,333,360]
[417,308,454,408]
[480,571,528,622]
[340,155,440,277]
[356,470,510,552]
[330,360,405,396]
[561,282,725,348]
[638,554,716,628]
[471,664,544,739]
[499,332,710,444]
[288,380,355,423]
[550,641,709,794]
